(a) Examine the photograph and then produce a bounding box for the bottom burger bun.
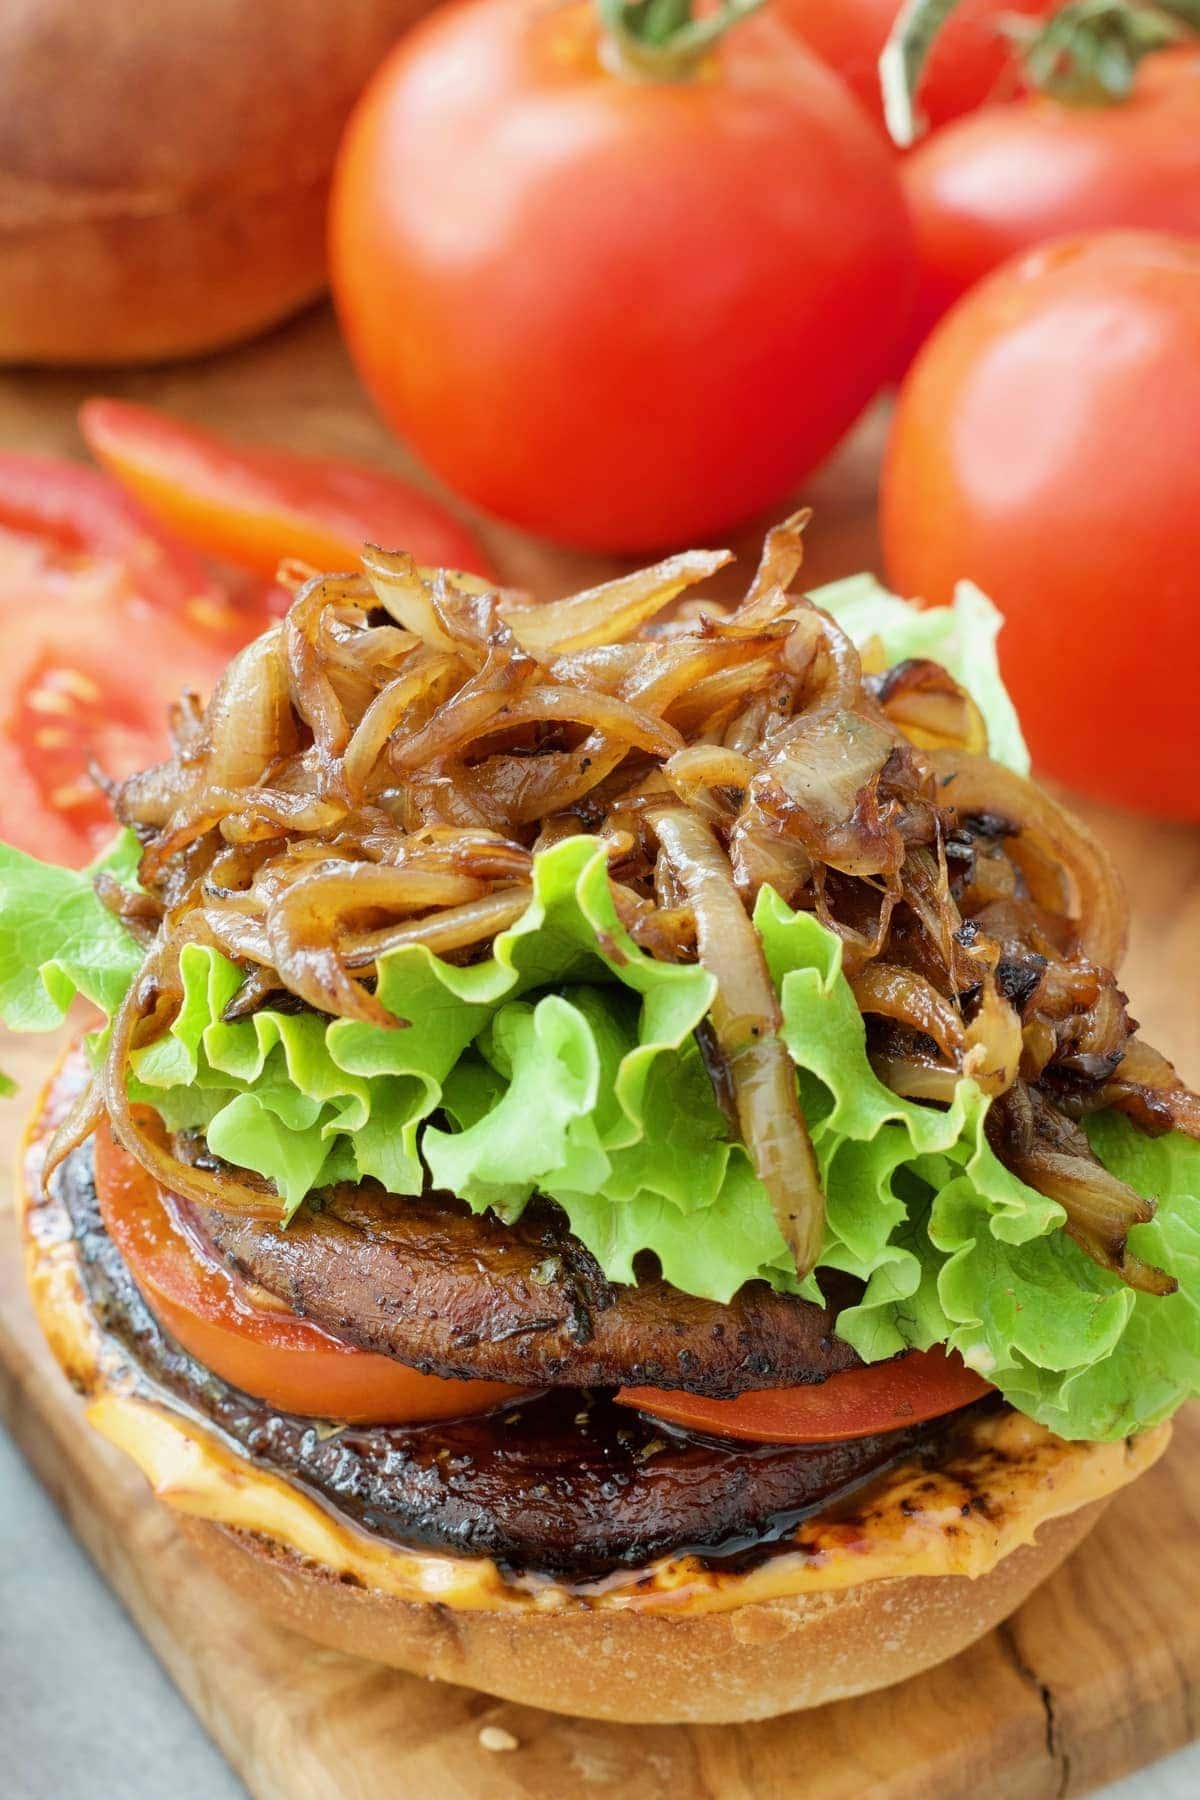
[182,1503,1107,1725]
[21,1072,1171,1726]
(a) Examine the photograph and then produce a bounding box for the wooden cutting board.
[1,305,1199,1800]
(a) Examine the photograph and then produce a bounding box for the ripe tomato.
[903,47,1200,343]
[882,231,1200,819]
[92,1126,524,1425]
[779,0,1053,134]
[80,398,492,583]
[618,1347,990,1443]
[331,0,914,551]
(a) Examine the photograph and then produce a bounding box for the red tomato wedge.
[92,1126,524,1425]
[80,397,492,583]
[618,1347,992,1444]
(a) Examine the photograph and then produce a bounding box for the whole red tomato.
[779,0,1054,133]
[330,0,914,551]
[903,47,1200,343]
[882,232,1200,819]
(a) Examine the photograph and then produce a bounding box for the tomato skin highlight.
[883,230,1200,821]
[618,1348,992,1444]
[80,398,492,583]
[331,0,915,551]
[92,1127,524,1425]
[902,49,1200,345]
[779,0,1053,135]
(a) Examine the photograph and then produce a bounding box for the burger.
[4,524,1197,1723]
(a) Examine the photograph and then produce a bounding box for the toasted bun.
[0,0,428,364]
[181,1501,1107,1724]
[20,1056,1171,1723]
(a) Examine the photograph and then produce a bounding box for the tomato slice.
[617,1348,992,1444]
[0,452,282,866]
[0,451,237,623]
[0,532,248,867]
[92,1126,524,1426]
[80,398,492,583]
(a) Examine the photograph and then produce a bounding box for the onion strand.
[653,806,825,1277]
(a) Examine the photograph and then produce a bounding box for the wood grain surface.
[1,303,1198,1800]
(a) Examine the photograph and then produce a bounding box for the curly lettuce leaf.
[0,830,143,1032]
[985,1118,1200,1439]
[124,836,715,1217]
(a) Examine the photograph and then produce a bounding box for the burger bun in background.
[0,0,432,366]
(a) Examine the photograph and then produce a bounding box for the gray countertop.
[1,1429,244,1800]
[2,1422,1196,1800]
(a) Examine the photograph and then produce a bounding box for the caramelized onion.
[205,630,297,789]
[962,976,1024,1099]
[871,658,988,756]
[765,711,893,832]
[43,1072,106,1182]
[341,884,534,968]
[667,657,785,737]
[500,551,731,657]
[267,863,487,1026]
[653,806,825,1277]
[361,548,470,657]
[1094,1038,1200,1141]
[662,744,758,821]
[136,787,347,881]
[470,737,630,826]
[93,872,163,944]
[387,641,532,772]
[342,653,461,799]
[95,530,1193,1292]
[850,963,965,1063]
[929,751,1128,971]
[735,510,812,624]
[102,965,282,1221]
[992,1085,1176,1297]
[472,685,684,758]
[285,582,351,759]
[869,1053,964,1103]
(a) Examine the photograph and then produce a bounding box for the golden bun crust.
[0,188,332,368]
[0,0,428,364]
[182,1502,1108,1724]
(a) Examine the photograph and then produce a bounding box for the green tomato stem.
[879,0,963,146]
[880,0,1200,145]
[596,0,769,81]
[1017,0,1195,106]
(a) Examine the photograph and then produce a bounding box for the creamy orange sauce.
[83,1386,1166,1615]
